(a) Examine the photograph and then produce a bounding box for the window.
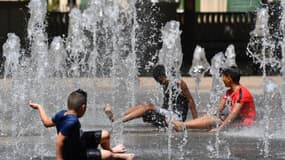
[195,0,260,13]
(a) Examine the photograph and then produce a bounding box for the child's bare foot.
[104,104,115,122]
[112,144,127,153]
[125,153,135,160]
[172,120,186,132]
[114,153,135,160]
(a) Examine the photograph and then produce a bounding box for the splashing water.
[6,0,285,159]
[158,21,183,76]
[247,7,280,77]
[260,79,282,158]
[66,8,90,77]
[208,52,225,113]
[0,0,141,158]
[246,5,284,158]
[49,37,68,78]
[157,20,186,160]
[208,51,231,159]
[280,0,285,126]
[224,44,237,68]
[3,33,21,78]
[189,45,210,107]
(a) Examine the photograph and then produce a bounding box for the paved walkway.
[137,76,283,93]
[93,76,283,94]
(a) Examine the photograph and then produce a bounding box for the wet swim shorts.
[81,130,102,160]
[142,110,167,127]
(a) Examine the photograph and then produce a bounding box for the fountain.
[189,45,210,107]
[260,79,282,158]
[0,0,139,158]
[247,7,280,78]
[206,45,237,159]
[224,44,237,68]
[0,0,190,159]
[280,0,285,128]
[247,3,284,122]
[244,2,285,158]
[2,0,285,160]
[48,36,68,78]
[157,20,188,160]
[208,52,225,114]
[2,33,21,79]
[207,44,237,114]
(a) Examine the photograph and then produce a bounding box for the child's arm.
[180,80,198,119]
[29,100,55,127]
[56,132,66,160]
[218,103,242,129]
[213,99,227,116]
[211,103,242,132]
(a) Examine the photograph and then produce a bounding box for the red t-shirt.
[222,85,256,126]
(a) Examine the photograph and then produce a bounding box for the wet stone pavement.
[1,76,284,160]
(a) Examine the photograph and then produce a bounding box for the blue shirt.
[52,110,81,136]
[52,110,85,160]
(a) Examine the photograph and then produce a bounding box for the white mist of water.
[1,33,22,146]
[224,44,237,68]
[247,7,280,78]
[28,0,48,80]
[1,0,141,158]
[189,45,210,107]
[208,52,225,113]
[95,0,139,145]
[280,0,285,123]
[246,6,284,158]
[49,37,67,78]
[3,33,21,78]
[157,20,185,160]
[0,0,194,159]
[282,39,285,115]
[66,8,90,78]
[261,79,281,158]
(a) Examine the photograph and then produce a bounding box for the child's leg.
[183,114,217,129]
[172,114,217,131]
[104,103,143,122]
[100,130,126,153]
[100,130,112,151]
[123,103,156,122]
[124,103,148,115]
[105,103,157,123]
[101,149,135,160]
[100,150,112,160]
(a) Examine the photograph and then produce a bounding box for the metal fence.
[180,11,258,75]
[0,1,265,75]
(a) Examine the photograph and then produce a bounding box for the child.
[104,64,197,128]
[29,89,134,160]
[172,67,256,132]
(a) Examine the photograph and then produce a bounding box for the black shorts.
[142,110,167,127]
[81,130,102,160]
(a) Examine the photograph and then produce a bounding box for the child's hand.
[29,100,41,110]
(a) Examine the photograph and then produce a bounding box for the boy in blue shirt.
[29,89,134,160]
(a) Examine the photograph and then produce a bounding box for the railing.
[195,12,255,24]
[181,11,257,74]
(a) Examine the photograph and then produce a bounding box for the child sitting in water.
[29,89,134,160]
[172,67,256,132]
